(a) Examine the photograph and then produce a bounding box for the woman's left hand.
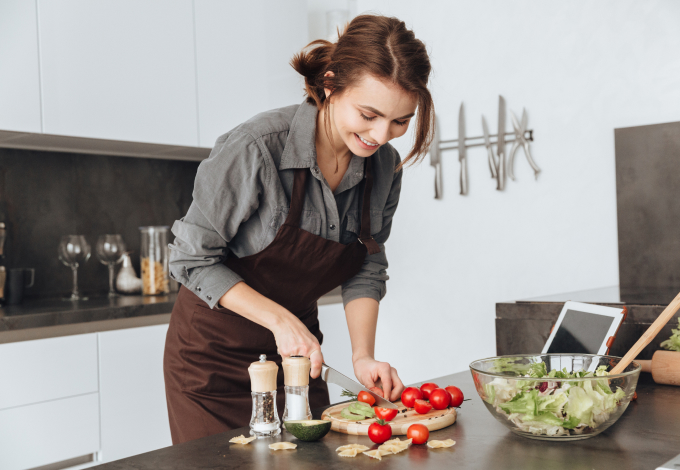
[352,356,405,402]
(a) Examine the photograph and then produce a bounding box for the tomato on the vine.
[401,387,423,408]
[374,407,398,422]
[429,388,451,410]
[414,399,433,414]
[406,423,429,445]
[420,382,439,399]
[358,391,376,406]
[368,419,392,444]
[445,385,464,407]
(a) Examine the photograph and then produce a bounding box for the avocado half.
[284,420,332,441]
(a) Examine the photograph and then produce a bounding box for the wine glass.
[58,235,91,301]
[96,234,126,298]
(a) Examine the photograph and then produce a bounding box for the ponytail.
[290,40,336,109]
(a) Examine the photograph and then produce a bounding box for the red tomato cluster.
[400,383,465,415]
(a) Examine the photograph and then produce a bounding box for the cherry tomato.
[401,387,423,408]
[369,386,384,398]
[374,407,398,422]
[420,382,439,400]
[414,399,433,414]
[429,388,451,410]
[445,385,464,407]
[406,423,429,445]
[368,419,392,444]
[358,391,376,406]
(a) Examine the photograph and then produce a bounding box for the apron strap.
[285,168,307,228]
[358,157,381,255]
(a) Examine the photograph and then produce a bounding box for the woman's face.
[326,74,418,157]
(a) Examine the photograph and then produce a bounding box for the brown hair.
[290,14,434,171]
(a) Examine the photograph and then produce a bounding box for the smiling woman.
[163,13,434,445]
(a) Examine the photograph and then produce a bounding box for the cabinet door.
[98,324,172,463]
[194,0,308,147]
[0,0,42,133]
[38,0,198,146]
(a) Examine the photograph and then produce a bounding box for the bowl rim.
[468,353,641,380]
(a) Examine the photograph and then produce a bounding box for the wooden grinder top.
[282,356,310,387]
[248,354,278,393]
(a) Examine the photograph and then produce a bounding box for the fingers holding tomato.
[358,391,376,406]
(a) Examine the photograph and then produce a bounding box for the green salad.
[660,318,680,351]
[482,361,625,437]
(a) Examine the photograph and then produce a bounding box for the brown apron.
[163,157,380,444]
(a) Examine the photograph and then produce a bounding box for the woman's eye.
[394,119,408,126]
[360,113,376,122]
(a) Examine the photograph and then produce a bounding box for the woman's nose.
[372,121,391,145]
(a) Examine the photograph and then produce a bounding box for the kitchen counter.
[90,371,680,470]
[0,288,343,344]
[496,285,680,360]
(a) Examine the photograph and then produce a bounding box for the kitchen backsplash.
[0,147,199,299]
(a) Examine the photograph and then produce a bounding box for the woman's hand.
[352,355,404,402]
[271,314,324,378]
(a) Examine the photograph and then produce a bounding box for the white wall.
[317,0,680,403]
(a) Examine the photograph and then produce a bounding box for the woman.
[163,14,434,444]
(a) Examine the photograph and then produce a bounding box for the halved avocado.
[284,420,332,441]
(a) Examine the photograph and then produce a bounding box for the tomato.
[406,423,429,445]
[445,386,464,407]
[420,382,439,399]
[401,387,423,408]
[369,386,384,398]
[429,388,451,410]
[368,419,392,444]
[414,399,433,414]
[374,407,398,422]
[358,391,376,406]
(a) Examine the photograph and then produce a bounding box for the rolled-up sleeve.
[169,131,267,309]
[341,164,403,307]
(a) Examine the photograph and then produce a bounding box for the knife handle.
[496,153,505,191]
[320,363,330,382]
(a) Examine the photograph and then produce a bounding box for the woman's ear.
[323,71,335,102]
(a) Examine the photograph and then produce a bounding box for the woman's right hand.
[271,314,324,378]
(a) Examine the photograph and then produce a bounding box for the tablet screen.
[546,309,616,354]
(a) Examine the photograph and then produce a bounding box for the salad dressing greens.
[660,318,680,351]
[482,360,625,437]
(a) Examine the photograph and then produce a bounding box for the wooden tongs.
[610,291,680,374]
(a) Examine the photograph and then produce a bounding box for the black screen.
[546,310,616,354]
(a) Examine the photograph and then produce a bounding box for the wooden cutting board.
[321,401,457,436]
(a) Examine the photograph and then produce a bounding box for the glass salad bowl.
[469,354,640,441]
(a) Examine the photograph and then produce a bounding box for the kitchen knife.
[429,115,442,199]
[458,103,468,195]
[482,116,498,179]
[320,363,398,410]
[496,95,506,191]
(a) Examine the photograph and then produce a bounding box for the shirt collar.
[279,101,319,170]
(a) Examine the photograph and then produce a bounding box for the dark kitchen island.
[91,370,680,470]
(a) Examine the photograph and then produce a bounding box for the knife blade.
[458,103,468,195]
[496,95,506,191]
[482,116,498,179]
[429,115,442,199]
[320,363,398,410]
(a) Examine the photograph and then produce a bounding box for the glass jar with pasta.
[139,226,170,296]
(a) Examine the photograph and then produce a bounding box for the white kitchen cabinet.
[37,0,198,146]
[0,0,42,133]
[0,333,98,410]
[194,0,308,147]
[98,324,172,463]
[0,393,100,470]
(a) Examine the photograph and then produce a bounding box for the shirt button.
[207,295,212,301]
[312,167,319,174]
[197,286,202,292]
[329,224,336,230]
[355,172,362,177]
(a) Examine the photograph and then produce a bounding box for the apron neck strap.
[358,157,381,255]
[286,167,308,228]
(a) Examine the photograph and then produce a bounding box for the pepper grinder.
[282,356,313,423]
[248,354,281,437]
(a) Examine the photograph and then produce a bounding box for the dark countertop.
[90,371,680,470]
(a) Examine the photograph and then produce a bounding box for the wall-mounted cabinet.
[0,0,42,133]
[38,0,199,146]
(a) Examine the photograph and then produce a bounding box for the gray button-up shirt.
[169,101,403,309]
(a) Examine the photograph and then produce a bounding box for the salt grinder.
[282,356,313,422]
[248,354,281,437]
